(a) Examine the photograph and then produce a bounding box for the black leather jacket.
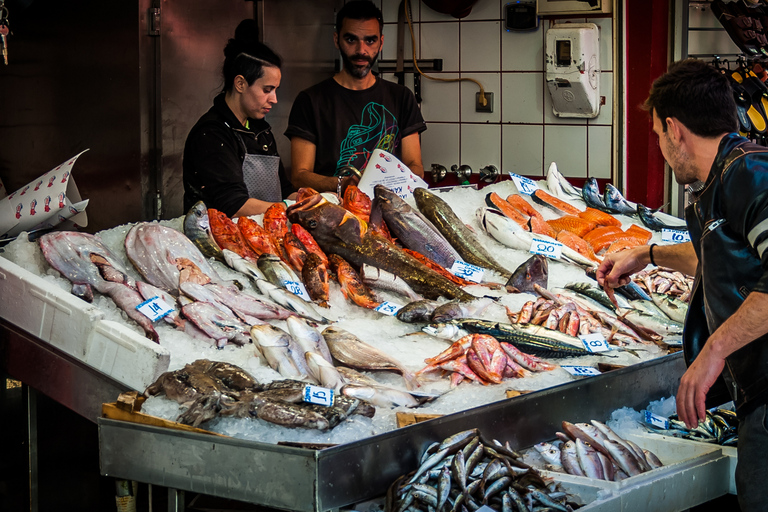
[685,133,768,415]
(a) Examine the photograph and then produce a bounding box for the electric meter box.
[545,23,600,118]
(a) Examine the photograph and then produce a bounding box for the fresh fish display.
[414,187,513,279]
[374,184,462,269]
[637,204,688,232]
[237,216,279,257]
[208,209,259,262]
[360,264,423,302]
[287,192,472,300]
[506,254,548,294]
[136,281,184,328]
[396,299,440,323]
[181,301,251,348]
[286,315,333,364]
[581,178,610,212]
[430,296,496,323]
[255,279,329,324]
[39,231,159,342]
[531,188,582,216]
[183,201,224,262]
[646,287,688,323]
[642,408,738,446]
[249,324,312,381]
[305,351,346,390]
[291,223,329,266]
[301,253,331,307]
[328,254,380,309]
[603,184,638,216]
[200,282,292,321]
[546,162,583,200]
[634,266,693,302]
[565,282,632,312]
[322,326,418,389]
[585,267,652,302]
[257,253,301,289]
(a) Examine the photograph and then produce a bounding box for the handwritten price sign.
[136,296,174,322]
[661,229,691,243]
[509,173,539,195]
[644,411,670,429]
[375,301,404,316]
[284,281,312,301]
[579,333,611,353]
[450,261,484,283]
[303,385,334,407]
[561,365,601,377]
[530,238,563,260]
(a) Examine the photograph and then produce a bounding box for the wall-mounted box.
[537,0,611,16]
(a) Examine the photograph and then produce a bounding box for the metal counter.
[99,353,687,512]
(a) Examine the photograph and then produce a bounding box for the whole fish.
[637,204,688,232]
[457,320,596,358]
[506,254,548,294]
[283,231,308,272]
[257,253,301,289]
[328,254,380,309]
[341,383,422,408]
[342,184,372,222]
[292,223,329,265]
[249,324,312,381]
[179,281,238,318]
[262,202,288,242]
[202,282,292,321]
[360,264,423,302]
[375,184,462,269]
[136,281,184,328]
[396,299,440,323]
[208,209,259,262]
[286,315,333,364]
[237,216,279,257]
[301,253,330,307]
[575,438,605,479]
[287,193,473,301]
[222,249,267,284]
[414,187,512,278]
[431,296,496,323]
[181,301,251,348]
[305,351,346,390]
[582,178,611,212]
[546,162,582,199]
[647,287,688,323]
[585,267,652,301]
[560,440,585,476]
[622,308,684,335]
[534,442,563,469]
[183,201,224,262]
[40,231,160,342]
[565,281,632,311]
[603,184,637,216]
[322,326,418,389]
[255,280,329,323]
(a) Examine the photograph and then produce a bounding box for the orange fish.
[546,215,597,238]
[578,207,621,227]
[583,225,623,245]
[531,189,582,215]
[506,194,544,222]
[556,230,601,263]
[424,335,474,366]
[208,209,259,263]
[590,234,648,254]
[283,231,308,272]
[295,187,320,202]
[486,192,529,229]
[263,202,289,242]
[438,355,490,385]
[624,224,653,244]
[301,253,330,307]
[401,248,473,287]
[238,216,279,256]
[328,254,380,309]
[343,185,372,223]
[466,334,506,384]
[291,223,329,266]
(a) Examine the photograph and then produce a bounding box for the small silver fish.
[360,264,423,302]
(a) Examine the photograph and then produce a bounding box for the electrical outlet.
[476,92,494,113]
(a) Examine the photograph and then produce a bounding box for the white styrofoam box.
[649,434,737,495]
[556,479,620,511]
[0,255,170,392]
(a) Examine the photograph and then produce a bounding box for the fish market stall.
[0,171,713,510]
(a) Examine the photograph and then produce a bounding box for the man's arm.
[597,241,698,289]
[233,198,278,218]
[400,133,424,178]
[677,291,768,428]
[290,137,339,192]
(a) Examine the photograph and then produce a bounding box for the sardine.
[361,264,423,302]
[603,184,637,216]
[286,316,333,364]
[183,201,224,262]
[506,254,549,294]
[414,187,512,278]
[249,324,312,381]
[637,204,688,232]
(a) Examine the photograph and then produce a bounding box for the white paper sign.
[579,333,611,353]
[661,229,691,243]
[284,280,312,301]
[509,173,539,195]
[357,150,429,200]
[136,296,175,322]
[303,385,334,407]
[375,301,404,316]
[0,149,90,238]
[644,411,670,430]
[449,261,484,283]
[561,365,601,377]
[530,238,563,259]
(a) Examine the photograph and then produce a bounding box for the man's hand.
[596,245,650,289]
[676,341,726,428]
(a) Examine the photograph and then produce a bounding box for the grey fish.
[181,301,251,348]
[249,324,312,381]
[183,201,224,262]
[603,184,637,216]
[396,299,440,323]
[360,264,423,302]
[575,438,604,480]
[565,281,632,311]
[603,439,643,476]
[430,296,496,323]
[637,204,688,232]
[222,249,267,282]
[286,316,333,364]
[647,287,688,323]
[506,254,549,294]
[414,187,513,279]
[622,308,684,335]
[257,253,301,289]
[582,178,610,211]
[255,280,329,323]
[374,184,462,269]
[546,161,582,199]
[305,351,346,391]
[341,383,421,408]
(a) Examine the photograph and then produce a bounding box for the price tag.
[530,238,563,260]
[561,365,601,377]
[476,507,496,512]
[303,385,334,407]
[579,333,611,353]
[449,261,484,283]
[661,229,691,243]
[644,410,670,430]
[509,173,539,195]
[136,296,174,322]
[375,301,404,316]
[284,280,312,301]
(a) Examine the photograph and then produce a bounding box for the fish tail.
[402,370,421,390]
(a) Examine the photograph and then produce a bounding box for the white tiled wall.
[375,0,614,181]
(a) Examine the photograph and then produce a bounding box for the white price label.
[476,507,496,512]
[375,301,404,316]
[509,173,539,195]
[661,229,691,243]
[579,333,611,353]
[644,411,670,430]
[284,280,312,301]
[303,385,334,407]
[136,296,174,322]
[449,261,484,283]
[561,365,601,377]
[530,238,563,260]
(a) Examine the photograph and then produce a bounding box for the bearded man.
[285,0,426,193]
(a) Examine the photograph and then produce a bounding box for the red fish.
[284,231,309,272]
[208,209,258,263]
[238,216,279,256]
[301,253,330,307]
[328,254,380,309]
[292,223,329,266]
[343,185,372,223]
[263,202,288,243]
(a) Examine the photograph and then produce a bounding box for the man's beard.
[665,133,698,185]
[341,49,379,79]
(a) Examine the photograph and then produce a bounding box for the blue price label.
[303,385,334,407]
[661,229,691,243]
[530,238,563,260]
[284,281,312,301]
[449,261,484,283]
[561,365,601,377]
[375,301,404,316]
[509,173,539,195]
[644,410,670,430]
[579,333,610,353]
[136,296,174,322]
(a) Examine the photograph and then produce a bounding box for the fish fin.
[402,371,421,390]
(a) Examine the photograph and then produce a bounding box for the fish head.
[295,187,321,203]
[412,187,432,210]
[288,194,367,246]
[249,324,290,347]
[506,254,548,293]
[373,184,410,214]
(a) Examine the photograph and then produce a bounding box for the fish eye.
[308,220,317,229]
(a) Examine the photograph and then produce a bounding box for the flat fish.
[506,254,548,294]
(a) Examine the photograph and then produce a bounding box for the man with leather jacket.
[597,58,768,510]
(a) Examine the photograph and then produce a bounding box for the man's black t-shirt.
[285,76,427,177]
